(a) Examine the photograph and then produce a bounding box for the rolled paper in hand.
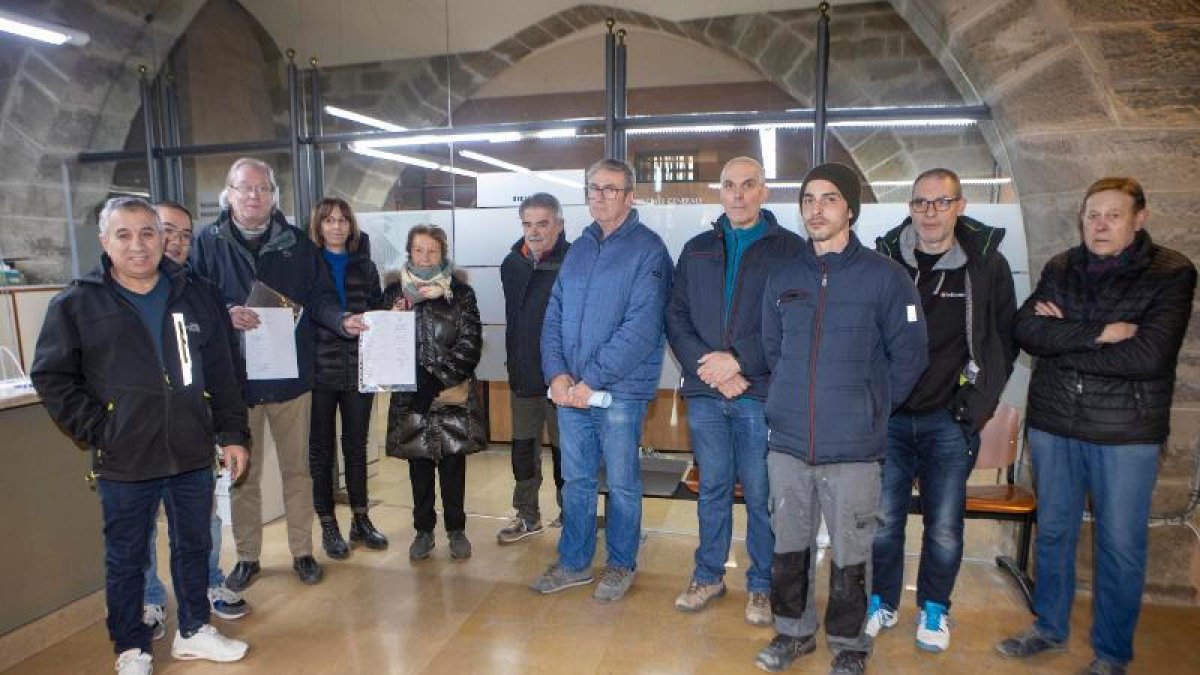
[545,387,612,408]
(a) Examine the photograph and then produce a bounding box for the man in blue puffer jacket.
[754,164,928,675]
[530,158,673,603]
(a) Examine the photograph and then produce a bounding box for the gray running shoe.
[529,563,594,594]
[593,566,635,602]
[409,531,435,560]
[497,516,544,544]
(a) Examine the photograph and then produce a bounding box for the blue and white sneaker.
[208,585,251,621]
[864,594,898,638]
[916,601,950,652]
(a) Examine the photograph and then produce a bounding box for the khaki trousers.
[232,392,314,560]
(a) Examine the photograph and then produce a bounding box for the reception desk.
[0,391,104,637]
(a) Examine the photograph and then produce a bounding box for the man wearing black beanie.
[755,163,929,674]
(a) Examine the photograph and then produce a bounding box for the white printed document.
[359,310,416,393]
[244,307,299,380]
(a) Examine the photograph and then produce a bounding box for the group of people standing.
[30,152,1196,675]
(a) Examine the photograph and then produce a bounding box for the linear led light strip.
[707,178,1012,189]
[348,145,479,179]
[458,150,584,189]
[0,9,89,45]
[325,105,577,146]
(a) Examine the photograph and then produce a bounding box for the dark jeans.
[409,454,467,532]
[872,408,979,610]
[98,468,214,654]
[310,388,375,516]
[1029,427,1159,666]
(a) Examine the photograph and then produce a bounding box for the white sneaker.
[916,601,950,652]
[142,604,166,641]
[115,648,152,675]
[864,594,898,638]
[171,624,248,662]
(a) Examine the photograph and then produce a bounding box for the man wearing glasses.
[866,168,1017,653]
[531,158,672,602]
[191,158,366,589]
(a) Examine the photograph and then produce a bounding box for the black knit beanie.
[800,163,862,225]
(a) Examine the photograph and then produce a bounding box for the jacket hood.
[878,214,1007,270]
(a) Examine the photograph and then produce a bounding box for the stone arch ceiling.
[319,2,985,209]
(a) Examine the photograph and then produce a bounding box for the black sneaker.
[448,530,472,559]
[223,560,260,592]
[754,634,816,672]
[409,531,435,560]
[995,627,1066,658]
[293,555,323,585]
[829,650,868,675]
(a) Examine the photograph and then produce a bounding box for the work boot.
[320,517,350,560]
[349,511,389,550]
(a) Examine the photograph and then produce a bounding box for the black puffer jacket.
[501,232,568,396]
[314,242,384,391]
[1015,230,1197,444]
[382,274,486,461]
[31,257,249,481]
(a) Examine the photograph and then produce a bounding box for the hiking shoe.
[349,513,389,550]
[409,531,435,560]
[754,633,816,672]
[293,555,323,585]
[170,624,248,662]
[529,563,594,594]
[115,648,153,675]
[746,591,773,626]
[830,649,869,675]
[995,626,1067,658]
[1084,659,1127,675]
[673,579,726,612]
[142,604,166,641]
[916,601,950,652]
[223,560,260,592]
[448,530,473,559]
[208,585,250,621]
[864,593,897,638]
[497,516,544,544]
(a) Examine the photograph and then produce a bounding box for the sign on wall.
[475,170,586,208]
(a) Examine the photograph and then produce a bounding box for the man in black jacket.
[497,193,569,544]
[32,197,251,673]
[190,157,366,589]
[867,168,1018,653]
[996,178,1197,675]
[665,157,803,625]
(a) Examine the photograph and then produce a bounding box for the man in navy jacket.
[530,159,672,602]
[666,157,803,625]
[754,164,928,674]
[190,158,366,589]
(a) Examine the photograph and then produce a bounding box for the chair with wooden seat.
[909,402,1036,612]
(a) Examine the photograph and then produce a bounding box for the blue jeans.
[1029,427,1159,666]
[98,468,214,654]
[557,398,649,572]
[872,409,979,610]
[144,499,226,607]
[686,396,772,593]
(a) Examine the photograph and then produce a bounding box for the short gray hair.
[720,156,766,184]
[518,192,563,221]
[98,196,162,237]
[218,157,281,210]
[585,158,635,192]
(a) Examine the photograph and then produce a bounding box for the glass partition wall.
[68,1,1017,456]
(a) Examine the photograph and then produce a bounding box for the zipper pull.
[821,272,828,287]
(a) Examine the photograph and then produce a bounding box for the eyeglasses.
[585,184,628,199]
[228,184,274,196]
[908,196,961,213]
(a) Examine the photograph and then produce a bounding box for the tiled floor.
[6,447,1198,674]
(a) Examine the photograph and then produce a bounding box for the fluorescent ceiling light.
[870,177,1011,187]
[829,119,976,128]
[458,150,584,189]
[708,182,804,189]
[324,105,407,131]
[349,145,478,179]
[0,10,89,46]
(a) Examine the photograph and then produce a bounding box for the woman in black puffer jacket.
[383,224,485,561]
[309,198,389,560]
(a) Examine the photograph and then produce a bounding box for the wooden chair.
[910,402,1036,612]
